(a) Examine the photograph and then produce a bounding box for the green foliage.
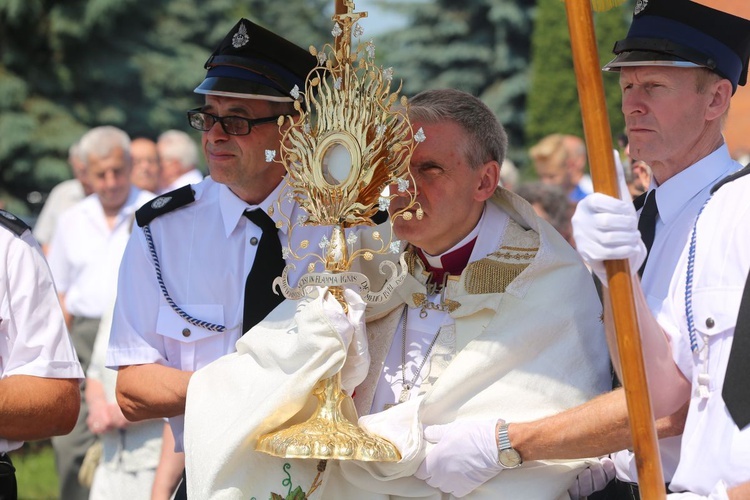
[0,0,332,214]
[269,486,307,500]
[240,0,332,50]
[525,0,629,152]
[375,0,535,166]
[594,0,631,141]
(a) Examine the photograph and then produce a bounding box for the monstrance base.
[256,415,401,462]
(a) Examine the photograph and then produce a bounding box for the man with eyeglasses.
[106,19,322,499]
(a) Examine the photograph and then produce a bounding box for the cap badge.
[232,22,250,48]
[634,0,649,16]
[151,196,172,209]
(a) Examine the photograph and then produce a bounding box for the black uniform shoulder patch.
[0,209,31,237]
[136,185,196,227]
[711,163,750,195]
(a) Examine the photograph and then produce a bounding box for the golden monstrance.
[255,0,423,462]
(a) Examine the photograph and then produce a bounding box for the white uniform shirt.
[658,171,750,497]
[0,222,84,453]
[107,176,331,450]
[47,187,154,318]
[615,144,741,482]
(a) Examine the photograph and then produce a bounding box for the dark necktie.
[636,190,658,277]
[722,267,750,430]
[242,209,285,333]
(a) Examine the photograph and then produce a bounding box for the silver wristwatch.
[496,423,523,469]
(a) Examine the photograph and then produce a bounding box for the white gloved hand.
[568,455,616,499]
[572,193,646,283]
[321,287,370,395]
[415,419,504,498]
[572,150,646,283]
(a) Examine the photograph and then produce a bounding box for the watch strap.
[497,422,513,451]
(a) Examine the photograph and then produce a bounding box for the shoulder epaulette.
[136,185,196,227]
[0,209,31,237]
[710,163,750,195]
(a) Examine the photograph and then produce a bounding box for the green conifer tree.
[375,0,536,165]
[0,0,330,214]
[525,0,629,152]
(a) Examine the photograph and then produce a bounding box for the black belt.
[0,453,17,500]
[588,478,670,500]
[610,479,643,500]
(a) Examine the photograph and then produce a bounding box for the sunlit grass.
[8,441,58,500]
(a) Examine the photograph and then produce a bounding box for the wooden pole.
[563,1,665,498]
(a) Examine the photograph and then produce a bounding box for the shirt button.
[250,237,259,246]
[182,328,191,337]
[705,317,715,329]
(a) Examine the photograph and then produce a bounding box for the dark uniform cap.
[603,0,750,93]
[195,18,318,102]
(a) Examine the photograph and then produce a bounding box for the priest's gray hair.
[407,88,508,170]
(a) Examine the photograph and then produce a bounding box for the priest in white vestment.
[183,89,611,499]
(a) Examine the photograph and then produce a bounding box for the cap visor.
[603,50,703,71]
[194,77,293,102]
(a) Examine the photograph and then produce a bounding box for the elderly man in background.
[155,129,203,193]
[47,125,154,500]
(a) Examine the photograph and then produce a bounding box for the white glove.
[415,419,504,498]
[568,456,616,499]
[572,150,646,283]
[572,193,646,283]
[321,287,370,395]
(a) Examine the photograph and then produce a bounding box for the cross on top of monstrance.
[255,1,424,461]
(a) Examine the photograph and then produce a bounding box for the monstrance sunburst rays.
[269,2,421,276]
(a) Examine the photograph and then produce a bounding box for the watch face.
[498,448,522,468]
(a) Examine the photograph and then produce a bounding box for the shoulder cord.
[684,196,712,354]
[684,196,713,399]
[142,224,226,333]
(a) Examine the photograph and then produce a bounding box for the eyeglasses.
[187,109,281,136]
